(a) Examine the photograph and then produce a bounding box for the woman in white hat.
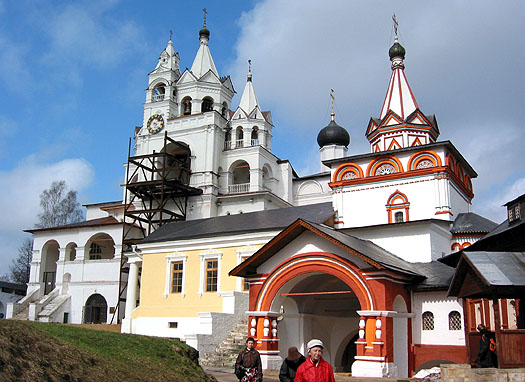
[294,339,334,382]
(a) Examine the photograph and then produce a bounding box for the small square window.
[168,322,178,328]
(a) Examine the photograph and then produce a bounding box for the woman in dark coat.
[475,324,498,368]
[279,347,306,382]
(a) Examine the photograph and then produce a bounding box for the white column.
[125,262,140,319]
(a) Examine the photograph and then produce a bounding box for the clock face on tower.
[147,114,164,134]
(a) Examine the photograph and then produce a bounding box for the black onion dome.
[317,120,350,147]
[389,41,406,60]
[199,27,210,38]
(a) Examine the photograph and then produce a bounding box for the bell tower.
[143,31,181,131]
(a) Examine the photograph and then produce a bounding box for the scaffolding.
[113,132,202,322]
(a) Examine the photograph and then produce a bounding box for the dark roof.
[451,212,498,234]
[0,281,27,291]
[25,216,120,233]
[140,203,334,244]
[317,120,350,148]
[230,219,424,279]
[409,261,456,291]
[448,251,525,298]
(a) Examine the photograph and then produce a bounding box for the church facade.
[10,18,513,378]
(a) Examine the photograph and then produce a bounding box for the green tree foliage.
[36,180,84,229]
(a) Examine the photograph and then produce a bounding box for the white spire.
[152,31,180,74]
[379,17,419,120]
[238,60,260,114]
[190,13,219,79]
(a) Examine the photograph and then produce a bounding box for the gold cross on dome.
[169,29,173,41]
[330,89,335,121]
[392,14,399,36]
[203,8,207,27]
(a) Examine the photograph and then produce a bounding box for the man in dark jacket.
[279,347,306,382]
[235,337,263,381]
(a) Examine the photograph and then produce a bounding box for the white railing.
[228,183,250,194]
[152,94,165,102]
[224,141,232,150]
[251,139,259,146]
[236,139,244,148]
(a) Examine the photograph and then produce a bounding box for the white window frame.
[164,253,188,297]
[236,246,257,291]
[199,249,222,296]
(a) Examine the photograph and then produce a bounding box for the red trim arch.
[386,190,410,223]
[451,242,461,251]
[407,150,442,170]
[366,155,404,177]
[445,154,456,171]
[333,162,364,183]
[254,252,375,312]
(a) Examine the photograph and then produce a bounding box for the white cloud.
[0,157,95,274]
[42,3,143,69]
[229,0,525,220]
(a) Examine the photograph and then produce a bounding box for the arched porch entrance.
[270,272,361,371]
[248,253,375,370]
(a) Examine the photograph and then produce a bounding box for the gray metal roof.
[448,251,525,298]
[140,203,334,244]
[451,212,498,234]
[464,251,525,287]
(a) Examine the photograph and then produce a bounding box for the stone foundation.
[441,364,525,382]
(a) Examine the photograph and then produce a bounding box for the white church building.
[10,17,517,378]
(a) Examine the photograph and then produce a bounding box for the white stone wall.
[412,291,465,346]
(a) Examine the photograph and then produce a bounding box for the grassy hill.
[0,319,216,382]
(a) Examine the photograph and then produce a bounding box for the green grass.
[0,320,215,382]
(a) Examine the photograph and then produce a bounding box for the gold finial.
[330,89,335,121]
[392,14,399,39]
[203,8,207,28]
[248,59,252,72]
[169,29,173,41]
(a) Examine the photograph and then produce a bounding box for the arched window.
[221,102,228,117]
[386,190,410,223]
[229,160,250,194]
[224,129,232,150]
[422,311,434,330]
[89,242,102,260]
[236,127,244,148]
[449,311,462,330]
[251,127,259,146]
[182,97,192,115]
[152,83,166,102]
[201,97,214,112]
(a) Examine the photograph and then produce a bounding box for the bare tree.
[36,180,84,229]
[6,237,33,284]
[2,181,84,283]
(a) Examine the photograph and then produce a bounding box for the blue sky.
[1,0,524,273]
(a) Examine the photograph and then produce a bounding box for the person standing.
[295,339,335,382]
[235,337,263,382]
[279,346,306,382]
[475,324,497,368]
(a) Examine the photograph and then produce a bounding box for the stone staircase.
[37,294,70,321]
[199,319,248,368]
